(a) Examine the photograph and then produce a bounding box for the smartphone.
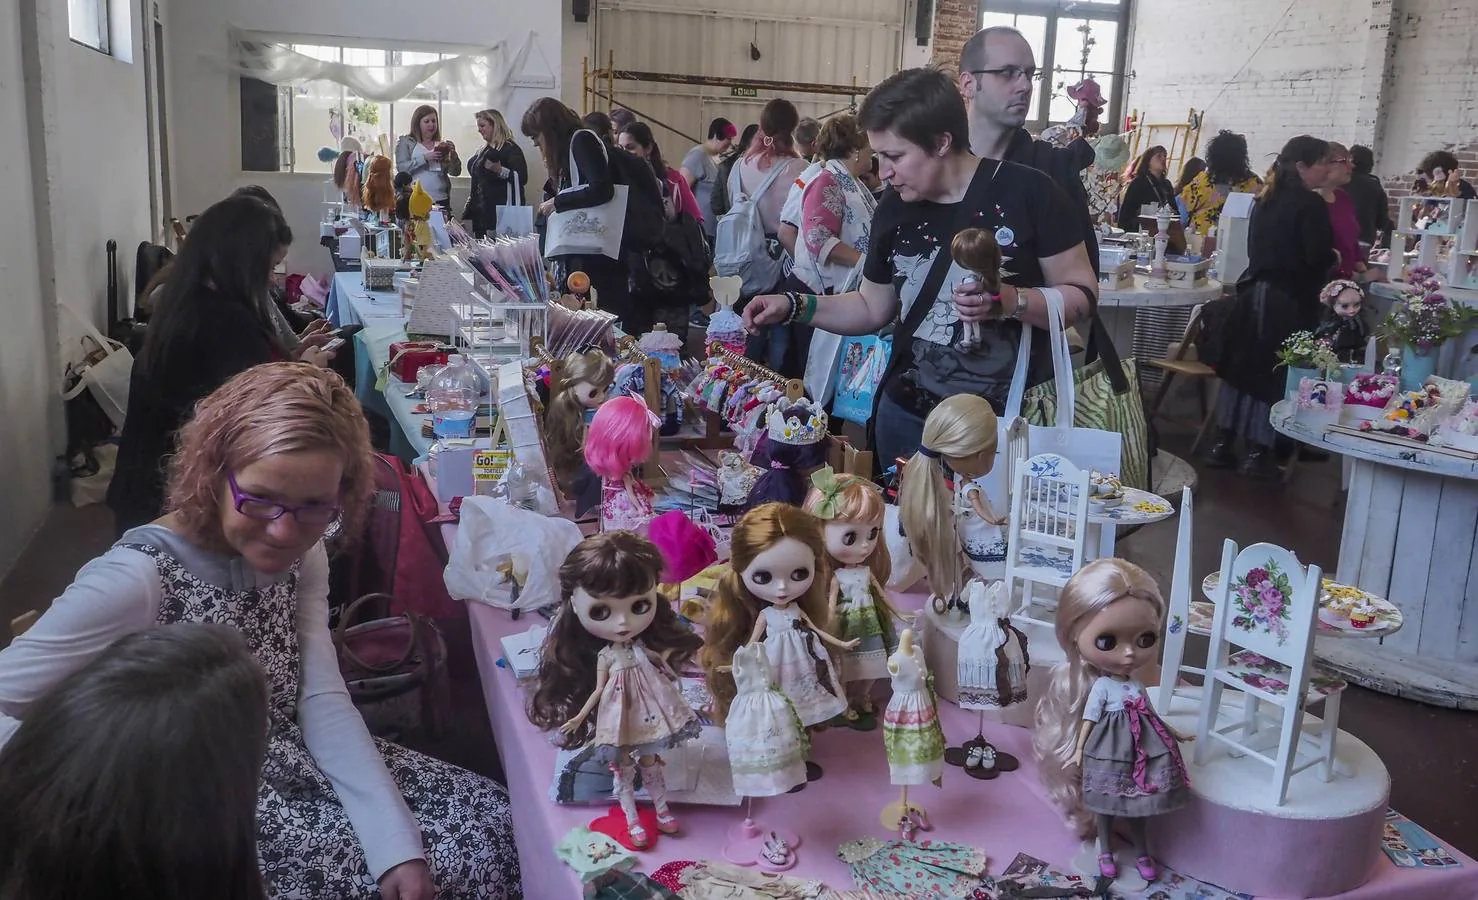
[329,323,365,339]
[322,337,346,352]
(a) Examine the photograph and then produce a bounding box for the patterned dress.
[882,646,944,785]
[1080,676,1190,818]
[956,479,1005,581]
[601,476,655,534]
[761,605,848,727]
[833,566,896,682]
[723,643,808,797]
[587,641,701,764]
[121,539,520,899]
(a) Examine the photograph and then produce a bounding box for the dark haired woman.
[742,67,1097,469]
[523,97,650,333]
[395,104,460,208]
[1414,149,1476,199]
[712,123,760,220]
[619,122,703,224]
[681,117,737,238]
[1204,135,1335,478]
[1180,130,1262,235]
[106,194,331,535]
[0,624,270,900]
[1116,145,1175,232]
[2,363,520,899]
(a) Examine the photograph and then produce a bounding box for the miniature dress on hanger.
[883,642,944,785]
[724,642,809,797]
[956,580,1030,710]
[1081,676,1190,817]
[834,566,894,682]
[590,641,699,760]
[955,476,1005,580]
[762,605,848,727]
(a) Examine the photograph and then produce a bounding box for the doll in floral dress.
[584,394,659,534]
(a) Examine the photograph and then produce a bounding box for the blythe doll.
[546,348,615,482]
[1033,558,1191,883]
[1313,278,1370,364]
[898,394,1008,616]
[746,395,830,509]
[585,394,659,534]
[701,502,856,731]
[951,228,1003,352]
[529,531,703,848]
[803,467,900,720]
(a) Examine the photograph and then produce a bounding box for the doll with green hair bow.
[803,467,902,723]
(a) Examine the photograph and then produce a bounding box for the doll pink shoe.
[1097,852,1118,878]
[1135,855,1159,881]
[627,822,653,849]
[655,808,680,835]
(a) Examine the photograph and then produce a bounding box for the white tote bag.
[495,171,536,237]
[545,129,628,259]
[801,258,867,404]
[60,303,132,431]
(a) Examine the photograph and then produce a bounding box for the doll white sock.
[613,762,641,829]
[638,757,671,815]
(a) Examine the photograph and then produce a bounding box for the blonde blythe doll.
[803,467,900,720]
[545,349,614,481]
[897,394,1007,616]
[701,503,854,731]
[1033,558,1191,883]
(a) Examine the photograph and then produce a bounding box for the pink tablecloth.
[465,599,1478,900]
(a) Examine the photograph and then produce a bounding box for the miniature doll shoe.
[910,807,933,832]
[1097,852,1118,879]
[898,814,918,842]
[628,822,653,849]
[760,833,794,866]
[655,808,680,835]
[965,745,985,769]
[844,707,860,721]
[979,745,998,772]
[1135,855,1159,882]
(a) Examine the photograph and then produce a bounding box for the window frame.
[978,0,1132,136]
[68,0,112,55]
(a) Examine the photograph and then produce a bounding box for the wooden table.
[1097,275,1224,393]
[1271,400,1478,709]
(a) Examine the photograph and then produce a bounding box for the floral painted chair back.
[1208,539,1322,670]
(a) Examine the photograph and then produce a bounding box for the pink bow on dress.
[1123,693,1190,794]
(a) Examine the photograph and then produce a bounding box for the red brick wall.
[930,0,982,72]
[1380,138,1478,223]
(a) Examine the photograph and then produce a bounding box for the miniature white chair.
[1006,452,1090,629]
[1155,486,1201,710]
[1194,539,1347,806]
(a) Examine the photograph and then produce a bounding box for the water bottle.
[505,457,538,511]
[427,355,478,441]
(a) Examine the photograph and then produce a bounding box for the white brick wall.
[1126,0,1478,178]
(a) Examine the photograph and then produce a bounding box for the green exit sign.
[730,86,758,98]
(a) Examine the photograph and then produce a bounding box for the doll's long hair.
[897,394,998,603]
[584,394,655,480]
[950,228,1002,294]
[528,532,702,748]
[545,350,614,480]
[362,155,395,213]
[1033,558,1166,837]
[803,472,899,623]
[701,502,833,724]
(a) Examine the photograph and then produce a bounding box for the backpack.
[714,160,788,295]
[344,453,462,621]
[634,172,711,302]
[601,139,666,255]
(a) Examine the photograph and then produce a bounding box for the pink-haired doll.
[585,394,659,534]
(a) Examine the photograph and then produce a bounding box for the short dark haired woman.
[1205,135,1335,478]
[743,67,1098,468]
[0,623,269,900]
[1415,149,1476,199]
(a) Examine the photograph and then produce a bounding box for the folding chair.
[1144,303,1220,455]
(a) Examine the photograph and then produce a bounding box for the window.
[979,1,1130,136]
[69,0,110,54]
[239,41,487,175]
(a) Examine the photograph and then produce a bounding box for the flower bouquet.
[1380,266,1476,355]
[1230,562,1294,646]
[1276,331,1341,374]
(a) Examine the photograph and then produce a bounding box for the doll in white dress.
[957,579,1030,711]
[724,642,809,797]
[883,629,945,786]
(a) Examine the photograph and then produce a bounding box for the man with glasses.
[959,26,1097,271]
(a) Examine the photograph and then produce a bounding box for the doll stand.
[879,789,933,840]
[1070,842,1148,893]
[723,798,801,868]
[943,719,1021,781]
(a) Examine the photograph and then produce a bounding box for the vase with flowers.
[1275,331,1341,400]
[1381,266,1477,391]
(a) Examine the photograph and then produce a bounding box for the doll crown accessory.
[766,397,828,446]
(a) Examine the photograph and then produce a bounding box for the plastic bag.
[443,496,583,611]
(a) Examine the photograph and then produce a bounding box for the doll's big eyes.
[790,568,810,582]
[750,571,772,585]
[841,530,858,546]
[1094,634,1117,651]
[1135,631,1158,649]
[867,527,880,541]
[588,604,611,621]
[631,597,653,615]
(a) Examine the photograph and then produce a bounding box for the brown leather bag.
[333,592,448,741]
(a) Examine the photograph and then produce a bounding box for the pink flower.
[1245,567,1269,587]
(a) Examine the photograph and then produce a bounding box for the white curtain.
[226,31,536,111]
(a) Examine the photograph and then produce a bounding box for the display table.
[326,269,406,327]
[1097,275,1224,392]
[331,272,429,459]
[1271,401,1478,709]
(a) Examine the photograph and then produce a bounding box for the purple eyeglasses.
[227,472,341,526]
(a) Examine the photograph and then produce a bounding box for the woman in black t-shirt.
[742,68,1098,468]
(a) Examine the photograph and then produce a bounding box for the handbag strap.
[334,592,422,674]
[564,128,607,191]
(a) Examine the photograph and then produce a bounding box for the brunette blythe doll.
[951,228,1003,352]
[1313,278,1370,364]
[528,531,704,848]
[897,394,1007,616]
[701,502,856,729]
[803,466,900,720]
[546,349,615,481]
[585,394,659,534]
[1033,558,1191,883]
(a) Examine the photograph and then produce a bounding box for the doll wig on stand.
[362,155,396,215]
[1032,558,1167,837]
[583,394,656,480]
[546,349,615,479]
[897,394,999,604]
[526,531,702,749]
[700,502,834,724]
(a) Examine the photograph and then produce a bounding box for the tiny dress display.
[1080,676,1190,817]
[832,566,898,683]
[723,642,809,797]
[882,644,945,785]
[956,584,1030,710]
[761,604,848,727]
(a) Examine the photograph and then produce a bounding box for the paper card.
[1383,808,1462,868]
[474,449,513,495]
